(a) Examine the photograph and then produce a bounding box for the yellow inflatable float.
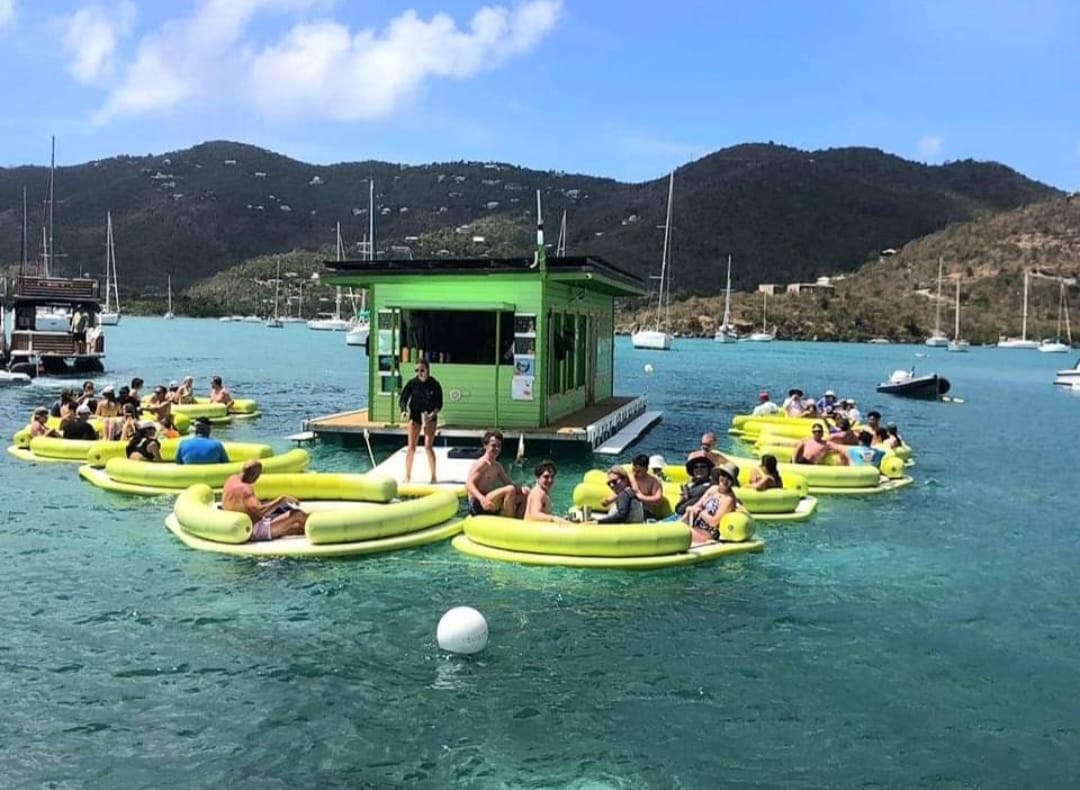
[78,447,311,495]
[8,412,192,462]
[575,465,817,522]
[165,474,461,558]
[451,513,763,569]
[194,397,261,420]
[721,453,912,495]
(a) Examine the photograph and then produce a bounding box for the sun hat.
[824,389,836,397]
[758,390,769,401]
[685,455,716,475]
[137,419,157,431]
[714,461,740,484]
[101,385,115,394]
[648,454,666,469]
[168,380,179,389]
[788,388,803,397]
[76,403,92,415]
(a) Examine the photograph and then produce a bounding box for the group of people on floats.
[752,388,905,466]
[26,375,237,462]
[462,428,771,545]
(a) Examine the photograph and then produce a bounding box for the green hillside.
[0,140,1057,301]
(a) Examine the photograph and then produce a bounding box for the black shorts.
[73,331,87,342]
[468,497,498,517]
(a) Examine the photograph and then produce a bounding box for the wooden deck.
[304,396,660,451]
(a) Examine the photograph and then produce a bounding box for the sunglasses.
[606,479,621,489]
[812,429,824,435]
[415,368,428,374]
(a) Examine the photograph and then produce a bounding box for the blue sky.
[1,0,1077,188]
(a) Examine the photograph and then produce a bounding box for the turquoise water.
[3,321,1079,788]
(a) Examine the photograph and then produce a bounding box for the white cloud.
[93,0,561,123]
[62,2,137,83]
[0,0,15,30]
[96,0,323,122]
[917,134,944,159]
[248,1,563,120]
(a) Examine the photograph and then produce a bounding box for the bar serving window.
[398,309,514,365]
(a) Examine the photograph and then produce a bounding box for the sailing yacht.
[925,257,949,347]
[997,271,1038,348]
[345,182,374,346]
[947,277,969,352]
[713,255,738,342]
[266,260,284,328]
[309,222,351,331]
[632,172,676,350]
[163,275,174,320]
[99,212,121,325]
[1038,281,1071,353]
[745,292,775,342]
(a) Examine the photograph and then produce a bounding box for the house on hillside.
[786,276,837,295]
[757,284,781,295]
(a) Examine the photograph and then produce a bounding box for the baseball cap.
[76,403,92,415]
[758,390,769,401]
[824,389,836,397]
[137,419,156,430]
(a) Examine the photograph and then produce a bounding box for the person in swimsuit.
[587,466,644,524]
[398,359,443,484]
[681,462,740,543]
[222,459,307,542]
[792,424,849,465]
[177,375,196,404]
[126,420,162,461]
[28,407,60,438]
[523,460,571,523]
[674,456,715,516]
[465,430,526,518]
[209,376,234,408]
[686,432,727,467]
[624,453,665,519]
[748,454,783,491]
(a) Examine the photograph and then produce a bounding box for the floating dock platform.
[304,395,661,454]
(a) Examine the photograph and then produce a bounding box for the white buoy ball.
[437,607,488,655]
[643,363,655,375]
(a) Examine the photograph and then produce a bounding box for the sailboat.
[997,271,1038,348]
[713,254,738,342]
[925,256,949,347]
[345,180,374,347]
[745,291,775,342]
[266,260,284,328]
[282,281,306,323]
[947,277,969,352]
[309,222,351,331]
[99,212,121,325]
[1038,281,1071,353]
[163,275,174,320]
[631,172,676,350]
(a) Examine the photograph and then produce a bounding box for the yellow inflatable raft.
[164,475,461,557]
[8,412,193,461]
[754,443,909,479]
[452,513,762,569]
[191,397,261,420]
[722,453,912,495]
[78,447,311,495]
[577,466,817,522]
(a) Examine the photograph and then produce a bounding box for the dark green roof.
[322,255,647,297]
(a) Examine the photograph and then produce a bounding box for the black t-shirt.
[675,479,712,516]
[126,435,159,459]
[62,420,97,440]
[398,376,444,418]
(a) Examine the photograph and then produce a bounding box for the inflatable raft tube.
[164,479,461,557]
[6,445,71,463]
[194,396,259,415]
[721,453,889,493]
[78,448,311,495]
[730,413,821,432]
[86,439,273,468]
[752,433,914,464]
[452,512,762,568]
[572,481,817,522]
[755,444,909,479]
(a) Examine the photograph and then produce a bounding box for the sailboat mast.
[656,172,674,329]
[953,277,961,340]
[722,255,732,327]
[20,187,28,273]
[763,292,768,333]
[104,213,112,311]
[368,179,375,261]
[934,256,944,335]
[47,136,55,277]
[556,209,567,257]
[1021,271,1030,341]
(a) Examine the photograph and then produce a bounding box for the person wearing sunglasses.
[792,424,849,465]
[466,430,526,517]
[588,466,644,524]
[674,456,714,517]
[681,462,741,543]
[686,432,727,467]
[398,359,444,483]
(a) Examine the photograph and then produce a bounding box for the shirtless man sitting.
[222,459,307,542]
[523,460,571,523]
[792,424,850,465]
[465,430,526,518]
[686,432,727,467]
[624,453,665,519]
[143,385,172,424]
[209,375,234,408]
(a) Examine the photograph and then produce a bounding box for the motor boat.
[0,369,32,386]
[1054,358,1080,386]
[876,368,951,400]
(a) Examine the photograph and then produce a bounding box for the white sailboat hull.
[308,318,350,331]
[99,312,120,326]
[713,329,738,343]
[925,335,950,347]
[997,338,1039,349]
[345,322,370,346]
[947,340,970,352]
[745,332,775,342]
[1038,341,1070,353]
[631,330,672,350]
